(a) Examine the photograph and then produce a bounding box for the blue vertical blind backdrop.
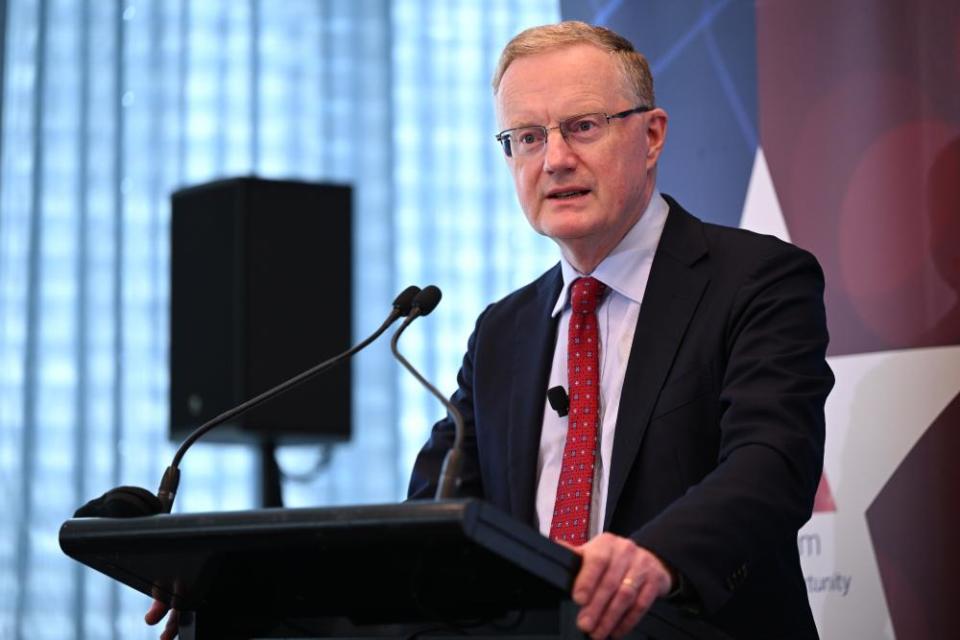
[0,0,558,638]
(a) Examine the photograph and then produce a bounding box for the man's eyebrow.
[500,117,542,130]
[501,107,608,131]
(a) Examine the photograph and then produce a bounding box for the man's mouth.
[547,189,590,200]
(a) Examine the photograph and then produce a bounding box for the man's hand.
[565,533,674,639]
[144,598,179,640]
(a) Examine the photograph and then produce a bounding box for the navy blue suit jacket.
[409,197,833,639]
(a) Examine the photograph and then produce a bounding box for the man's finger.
[160,609,180,640]
[587,572,645,639]
[571,534,615,604]
[144,599,169,625]
[555,538,581,554]
[576,565,630,637]
[610,580,660,639]
[574,535,641,636]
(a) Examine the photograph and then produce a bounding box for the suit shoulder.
[478,264,561,322]
[660,198,825,290]
[701,220,811,262]
[692,218,824,282]
[692,221,828,311]
[661,196,819,271]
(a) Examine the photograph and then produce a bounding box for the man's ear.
[645,108,668,167]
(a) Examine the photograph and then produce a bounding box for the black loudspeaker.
[170,177,352,444]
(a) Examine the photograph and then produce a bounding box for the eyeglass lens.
[505,113,607,157]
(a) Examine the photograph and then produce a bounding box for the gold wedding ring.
[621,576,640,590]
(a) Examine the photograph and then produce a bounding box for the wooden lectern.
[60,499,729,639]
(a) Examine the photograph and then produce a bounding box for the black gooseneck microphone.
[74,285,422,519]
[388,285,465,500]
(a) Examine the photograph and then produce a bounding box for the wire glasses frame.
[495,105,652,158]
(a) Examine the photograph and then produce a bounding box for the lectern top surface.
[60,499,578,620]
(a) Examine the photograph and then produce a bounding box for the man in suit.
[408,21,833,640]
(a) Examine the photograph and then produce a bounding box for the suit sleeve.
[630,244,834,614]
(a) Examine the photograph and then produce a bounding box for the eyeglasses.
[495,105,652,158]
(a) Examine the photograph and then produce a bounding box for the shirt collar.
[551,191,670,317]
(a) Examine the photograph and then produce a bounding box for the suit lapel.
[507,267,562,524]
[604,201,710,530]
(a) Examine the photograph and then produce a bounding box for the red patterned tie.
[550,276,606,545]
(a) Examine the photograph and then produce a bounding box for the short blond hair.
[492,21,655,107]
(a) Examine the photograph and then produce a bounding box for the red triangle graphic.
[813,473,836,512]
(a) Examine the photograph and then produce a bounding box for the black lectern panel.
[61,501,572,620]
[60,500,730,639]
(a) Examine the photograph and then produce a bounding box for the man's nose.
[542,130,578,173]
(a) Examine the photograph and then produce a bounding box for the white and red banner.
[562,1,960,636]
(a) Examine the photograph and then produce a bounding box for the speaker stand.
[259,439,284,508]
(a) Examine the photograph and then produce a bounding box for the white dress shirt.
[534,192,670,539]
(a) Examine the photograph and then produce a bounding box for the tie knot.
[570,277,606,315]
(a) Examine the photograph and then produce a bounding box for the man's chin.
[537,220,600,243]
[532,207,600,235]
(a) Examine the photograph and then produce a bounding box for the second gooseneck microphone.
[389,286,465,500]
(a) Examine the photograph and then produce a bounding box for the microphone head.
[412,285,442,316]
[74,486,164,518]
[392,285,421,316]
